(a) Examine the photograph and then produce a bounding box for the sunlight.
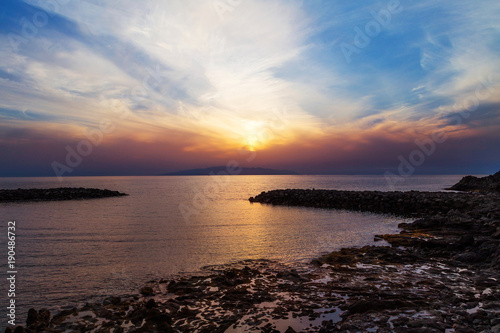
[241,120,269,151]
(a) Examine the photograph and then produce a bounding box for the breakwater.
[0,187,128,202]
[249,189,486,216]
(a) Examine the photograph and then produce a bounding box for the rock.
[146,299,157,309]
[285,327,297,333]
[25,308,51,331]
[457,235,475,247]
[26,308,38,327]
[346,299,412,314]
[103,296,121,305]
[156,321,175,333]
[140,286,155,296]
[38,308,51,327]
[447,171,500,193]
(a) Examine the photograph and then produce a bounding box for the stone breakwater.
[0,187,128,202]
[250,189,487,216]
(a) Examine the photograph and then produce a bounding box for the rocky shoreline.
[7,175,500,332]
[0,188,128,202]
[446,171,500,194]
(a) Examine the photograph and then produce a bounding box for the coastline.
[8,182,500,332]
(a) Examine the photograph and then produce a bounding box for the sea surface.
[0,174,468,323]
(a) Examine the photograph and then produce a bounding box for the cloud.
[0,0,499,175]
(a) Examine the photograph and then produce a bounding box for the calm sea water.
[0,174,466,323]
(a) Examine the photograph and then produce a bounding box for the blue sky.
[0,0,499,176]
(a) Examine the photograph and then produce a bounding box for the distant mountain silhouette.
[162,166,299,176]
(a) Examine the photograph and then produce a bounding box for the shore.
[8,177,500,332]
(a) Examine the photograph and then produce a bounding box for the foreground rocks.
[0,187,128,202]
[447,171,500,193]
[11,257,500,332]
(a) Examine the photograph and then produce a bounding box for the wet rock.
[145,299,157,309]
[26,308,38,327]
[26,308,50,331]
[346,299,414,314]
[457,234,475,248]
[140,286,154,296]
[491,324,500,333]
[103,296,121,305]
[38,309,50,326]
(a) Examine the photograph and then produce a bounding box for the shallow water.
[0,174,465,323]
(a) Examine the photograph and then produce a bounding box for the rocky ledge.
[447,171,500,193]
[0,187,128,202]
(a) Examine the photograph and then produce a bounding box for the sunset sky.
[1,0,499,177]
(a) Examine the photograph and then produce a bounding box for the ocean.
[0,174,466,323]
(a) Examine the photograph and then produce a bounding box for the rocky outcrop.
[0,187,128,202]
[447,170,500,193]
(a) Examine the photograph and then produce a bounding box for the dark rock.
[346,299,413,314]
[129,308,147,325]
[140,286,154,296]
[103,296,121,305]
[447,171,500,193]
[156,321,174,333]
[457,235,475,247]
[38,308,50,326]
[145,299,157,309]
[26,308,38,327]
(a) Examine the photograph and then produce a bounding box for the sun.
[245,136,260,151]
[241,120,269,151]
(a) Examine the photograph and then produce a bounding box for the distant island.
[162,166,299,176]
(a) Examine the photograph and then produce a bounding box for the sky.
[0,0,499,177]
